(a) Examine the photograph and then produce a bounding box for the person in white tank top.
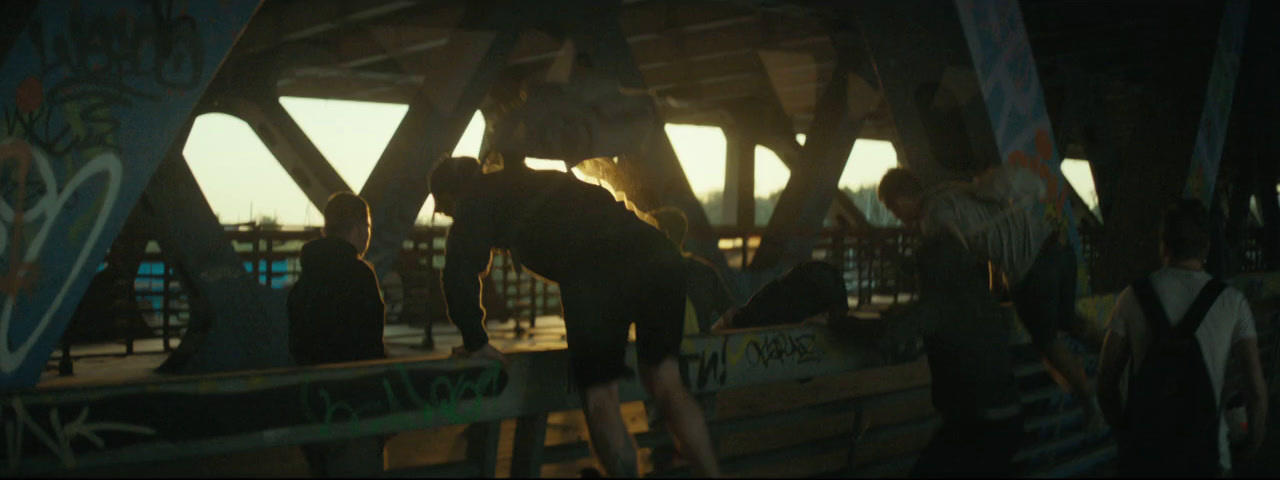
[1098,199,1267,475]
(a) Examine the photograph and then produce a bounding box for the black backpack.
[1118,276,1227,477]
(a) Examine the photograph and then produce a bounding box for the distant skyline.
[183,96,1097,226]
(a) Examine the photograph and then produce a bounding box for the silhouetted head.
[649,206,689,252]
[1160,199,1211,263]
[878,167,925,223]
[322,191,371,257]
[428,156,482,218]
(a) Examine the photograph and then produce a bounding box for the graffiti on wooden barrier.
[299,363,509,431]
[680,330,830,390]
[1,397,156,470]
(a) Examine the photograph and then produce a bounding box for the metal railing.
[54,223,1270,366]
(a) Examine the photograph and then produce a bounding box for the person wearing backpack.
[1097,199,1267,477]
[878,165,1105,431]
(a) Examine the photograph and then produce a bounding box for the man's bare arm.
[1235,337,1268,458]
[1096,329,1130,429]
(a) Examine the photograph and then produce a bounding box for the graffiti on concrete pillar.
[1184,0,1249,205]
[954,0,1089,294]
[0,138,122,379]
[0,0,260,389]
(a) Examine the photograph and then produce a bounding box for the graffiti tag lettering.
[2,397,156,470]
[299,364,508,430]
[743,331,824,367]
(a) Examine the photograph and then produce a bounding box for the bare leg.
[640,357,722,478]
[1041,339,1104,431]
[580,381,640,477]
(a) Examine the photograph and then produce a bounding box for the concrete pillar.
[1092,2,1230,291]
[0,0,259,389]
[1183,0,1250,207]
[951,0,1088,293]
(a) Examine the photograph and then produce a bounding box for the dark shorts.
[558,250,687,389]
[1011,235,1081,349]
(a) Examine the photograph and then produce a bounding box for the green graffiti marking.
[299,363,506,432]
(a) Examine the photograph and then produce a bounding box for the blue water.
[132,261,294,312]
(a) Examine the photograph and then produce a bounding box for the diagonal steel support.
[747,28,870,274]
[723,98,871,232]
[1183,0,1250,206]
[360,17,522,280]
[210,92,353,210]
[139,126,290,375]
[854,2,999,181]
[561,1,741,297]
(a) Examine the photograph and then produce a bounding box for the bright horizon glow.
[1061,158,1099,213]
[186,99,899,227]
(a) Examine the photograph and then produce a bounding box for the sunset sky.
[182,96,1097,226]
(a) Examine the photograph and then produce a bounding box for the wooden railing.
[16,271,1280,477]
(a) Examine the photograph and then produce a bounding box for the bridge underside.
[2,0,1280,477]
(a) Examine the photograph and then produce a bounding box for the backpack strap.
[1130,276,1172,340]
[1172,279,1227,338]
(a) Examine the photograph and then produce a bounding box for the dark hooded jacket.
[442,167,680,351]
[731,261,848,329]
[287,237,387,365]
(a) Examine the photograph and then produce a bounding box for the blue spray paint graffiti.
[1183,0,1249,205]
[953,0,1088,294]
[0,0,260,389]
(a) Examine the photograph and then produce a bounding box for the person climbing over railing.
[885,229,1026,477]
[877,165,1106,433]
[647,207,736,336]
[287,191,389,477]
[430,156,721,478]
